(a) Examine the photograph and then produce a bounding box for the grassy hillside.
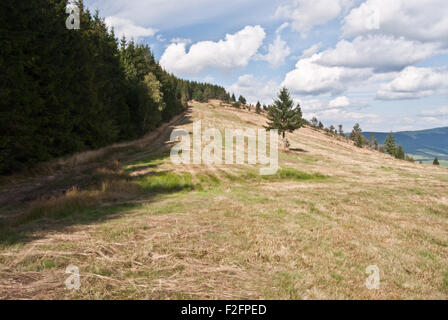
[0,100,447,299]
[363,127,448,164]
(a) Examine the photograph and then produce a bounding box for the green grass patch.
[419,250,436,261]
[274,168,327,181]
[18,256,65,271]
[150,201,185,215]
[137,172,194,193]
[331,273,344,282]
[241,168,327,183]
[277,208,288,215]
[123,150,170,172]
[194,174,221,191]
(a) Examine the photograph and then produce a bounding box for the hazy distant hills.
[363,127,448,161]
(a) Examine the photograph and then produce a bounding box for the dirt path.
[0,110,191,218]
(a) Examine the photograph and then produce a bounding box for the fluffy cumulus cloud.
[257,36,291,68]
[329,96,350,108]
[104,16,157,39]
[282,54,371,96]
[299,96,369,113]
[298,99,327,112]
[228,74,279,104]
[276,0,354,35]
[317,35,440,72]
[376,66,448,100]
[160,25,266,76]
[343,0,448,45]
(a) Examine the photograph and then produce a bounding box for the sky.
[85,0,448,132]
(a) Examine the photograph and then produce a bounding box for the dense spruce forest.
[0,0,231,174]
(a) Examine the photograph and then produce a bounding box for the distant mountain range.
[362,127,448,161]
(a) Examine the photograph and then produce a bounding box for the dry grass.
[0,100,447,299]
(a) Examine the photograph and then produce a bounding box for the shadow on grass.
[0,113,194,247]
[0,153,194,246]
[289,148,308,153]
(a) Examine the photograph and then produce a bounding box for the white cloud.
[160,25,265,76]
[376,66,448,100]
[257,36,291,68]
[317,35,440,72]
[282,54,371,96]
[276,22,289,34]
[419,106,448,117]
[104,16,157,39]
[170,37,192,44]
[299,96,368,112]
[228,74,279,105]
[329,96,350,108]
[276,0,354,35]
[343,0,448,45]
[300,43,322,59]
[298,99,327,112]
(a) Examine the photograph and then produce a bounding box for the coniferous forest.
[0,0,230,174]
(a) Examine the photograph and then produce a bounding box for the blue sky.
[85,0,448,132]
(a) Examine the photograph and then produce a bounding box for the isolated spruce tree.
[238,95,247,105]
[433,157,440,165]
[384,132,397,156]
[263,104,268,111]
[311,117,319,128]
[338,124,344,136]
[318,121,324,130]
[395,145,405,159]
[255,101,262,114]
[265,87,304,148]
[350,123,364,148]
